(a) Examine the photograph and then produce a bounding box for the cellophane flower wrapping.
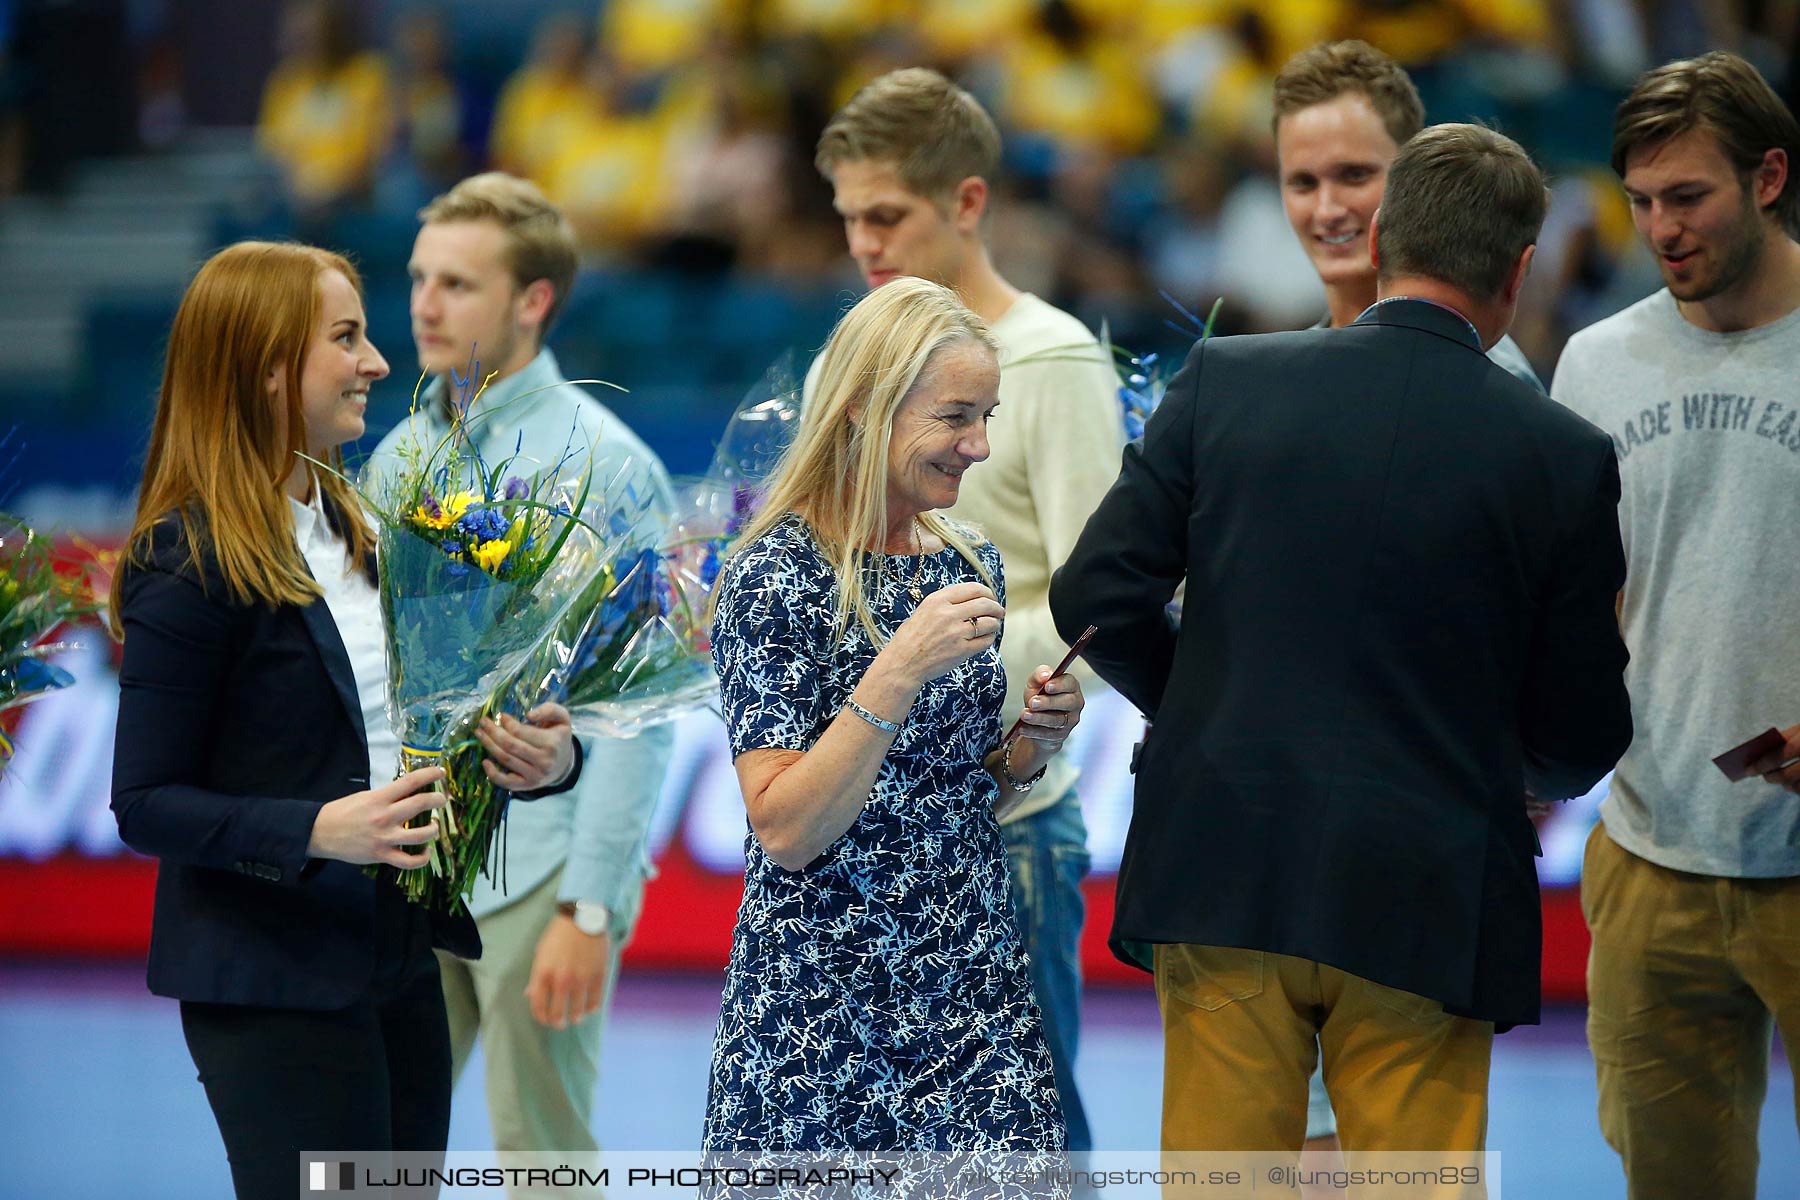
[1102,297,1221,624]
[0,513,98,766]
[707,350,804,506]
[1117,296,1222,438]
[481,473,722,747]
[1006,295,1223,441]
[487,354,806,749]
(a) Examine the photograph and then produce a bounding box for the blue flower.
[456,505,510,543]
[502,476,528,501]
[600,548,661,629]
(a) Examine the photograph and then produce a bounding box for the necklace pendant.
[908,585,923,603]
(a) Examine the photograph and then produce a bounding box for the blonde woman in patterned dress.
[703,277,1086,1153]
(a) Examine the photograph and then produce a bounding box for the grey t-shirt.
[1553,288,1800,877]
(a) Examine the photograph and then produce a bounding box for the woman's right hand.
[306,767,449,868]
[877,582,1006,691]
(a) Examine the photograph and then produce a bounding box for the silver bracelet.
[845,698,902,735]
[999,745,1047,792]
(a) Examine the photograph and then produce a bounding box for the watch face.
[573,904,609,935]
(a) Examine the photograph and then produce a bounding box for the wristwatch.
[557,900,611,936]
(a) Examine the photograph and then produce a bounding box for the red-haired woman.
[108,241,580,1198]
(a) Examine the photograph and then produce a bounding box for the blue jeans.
[1003,792,1093,1151]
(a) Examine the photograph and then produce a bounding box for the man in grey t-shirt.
[1552,53,1800,1200]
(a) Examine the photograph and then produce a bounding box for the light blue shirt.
[364,348,676,921]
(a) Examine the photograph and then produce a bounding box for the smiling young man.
[1273,40,1544,390]
[814,68,1125,1155]
[365,172,675,1185]
[1550,53,1800,1200]
[1262,42,1553,1169]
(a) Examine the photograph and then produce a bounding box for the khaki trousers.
[1583,822,1800,1200]
[1156,944,1494,1154]
[437,867,633,1188]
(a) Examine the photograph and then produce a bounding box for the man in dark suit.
[1050,124,1633,1154]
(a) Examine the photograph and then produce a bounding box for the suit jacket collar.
[293,589,368,749]
[1352,296,1484,354]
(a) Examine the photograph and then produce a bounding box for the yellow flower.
[410,490,480,531]
[472,538,512,574]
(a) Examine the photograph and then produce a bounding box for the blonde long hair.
[734,277,1000,646]
[108,241,373,636]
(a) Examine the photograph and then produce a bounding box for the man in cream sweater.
[814,67,1124,1151]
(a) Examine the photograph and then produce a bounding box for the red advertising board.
[0,632,1600,997]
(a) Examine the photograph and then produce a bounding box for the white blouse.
[289,486,399,786]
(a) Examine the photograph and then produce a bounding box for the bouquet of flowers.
[325,361,730,907]
[309,363,624,904]
[1106,294,1222,439]
[1010,293,1223,439]
[0,513,102,766]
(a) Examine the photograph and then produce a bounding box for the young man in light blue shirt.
[366,172,674,1179]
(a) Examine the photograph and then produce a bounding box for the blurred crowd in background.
[0,0,1794,507]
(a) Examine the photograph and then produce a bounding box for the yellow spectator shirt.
[1002,33,1160,155]
[604,0,733,74]
[542,110,668,250]
[257,53,392,204]
[489,66,590,183]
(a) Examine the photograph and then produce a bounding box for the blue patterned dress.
[702,514,1065,1153]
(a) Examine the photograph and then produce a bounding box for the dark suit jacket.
[111,505,580,1009]
[1050,299,1632,1027]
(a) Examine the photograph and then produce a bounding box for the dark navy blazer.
[1051,299,1633,1027]
[111,507,579,1009]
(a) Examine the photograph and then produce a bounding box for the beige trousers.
[1584,821,1800,1200]
[437,867,635,1197]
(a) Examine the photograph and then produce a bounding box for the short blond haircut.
[1273,40,1425,147]
[732,277,999,646]
[418,172,578,332]
[815,68,1001,204]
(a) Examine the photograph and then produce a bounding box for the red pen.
[1002,624,1098,748]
